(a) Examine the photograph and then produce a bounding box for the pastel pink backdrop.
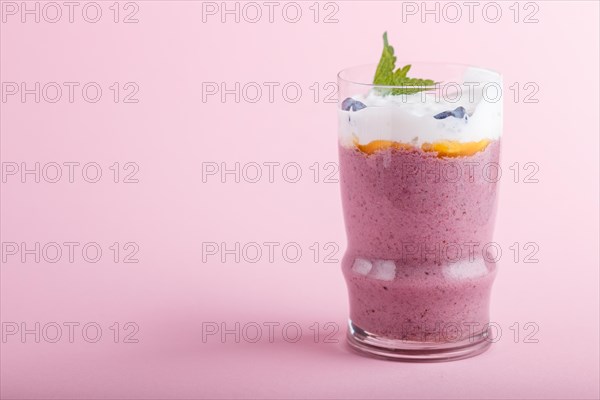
[1,1,598,399]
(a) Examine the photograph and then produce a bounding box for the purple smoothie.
[339,141,500,342]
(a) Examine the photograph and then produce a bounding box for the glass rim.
[337,62,502,88]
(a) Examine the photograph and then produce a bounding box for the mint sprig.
[373,32,435,95]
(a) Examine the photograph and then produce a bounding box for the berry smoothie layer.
[339,141,500,342]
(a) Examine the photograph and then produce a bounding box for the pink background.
[1,1,599,399]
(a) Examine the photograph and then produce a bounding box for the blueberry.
[352,102,367,111]
[341,97,354,111]
[433,110,453,119]
[434,106,467,120]
[451,106,466,118]
[342,97,367,112]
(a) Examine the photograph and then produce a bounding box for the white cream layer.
[338,67,503,147]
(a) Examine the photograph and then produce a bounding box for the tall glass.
[337,63,503,361]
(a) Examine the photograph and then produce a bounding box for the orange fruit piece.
[355,140,414,155]
[421,139,490,157]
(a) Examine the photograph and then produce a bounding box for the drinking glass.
[337,63,503,361]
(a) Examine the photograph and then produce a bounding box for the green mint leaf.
[373,32,435,95]
[373,32,397,86]
[394,64,411,80]
[392,77,436,95]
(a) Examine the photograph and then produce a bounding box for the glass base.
[347,321,492,362]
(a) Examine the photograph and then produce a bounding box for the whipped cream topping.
[338,67,503,147]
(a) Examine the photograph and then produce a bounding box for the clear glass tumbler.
[337,63,503,361]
